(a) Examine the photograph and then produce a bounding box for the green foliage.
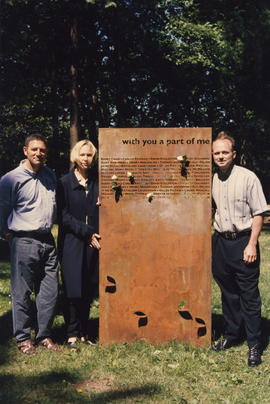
[105,1,117,7]
[1,0,270,197]
[159,0,270,198]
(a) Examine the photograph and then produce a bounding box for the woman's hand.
[88,233,101,250]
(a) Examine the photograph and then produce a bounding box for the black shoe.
[84,339,96,346]
[213,338,237,351]
[80,336,96,346]
[248,345,262,367]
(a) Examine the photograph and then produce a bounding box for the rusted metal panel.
[99,128,212,347]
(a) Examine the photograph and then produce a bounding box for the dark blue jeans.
[9,233,58,343]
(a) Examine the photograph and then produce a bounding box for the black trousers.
[63,245,98,339]
[212,231,261,347]
[64,296,94,338]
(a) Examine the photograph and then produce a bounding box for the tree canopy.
[1,0,269,197]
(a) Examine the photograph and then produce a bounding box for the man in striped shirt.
[212,131,268,366]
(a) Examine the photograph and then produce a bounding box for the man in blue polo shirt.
[0,132,61,354]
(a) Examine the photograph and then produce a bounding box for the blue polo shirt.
[0,162,57,237]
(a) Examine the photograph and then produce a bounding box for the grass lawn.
[1,227,270,403]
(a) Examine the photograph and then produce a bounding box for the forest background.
[1,0,270,199]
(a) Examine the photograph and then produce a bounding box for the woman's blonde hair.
[70,139,97,167]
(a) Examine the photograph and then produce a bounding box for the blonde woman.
[57,140,101,349]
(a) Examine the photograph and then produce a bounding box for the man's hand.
[5,232,11,240]
[243,214,263,264]
[243,243,257,264]
[88,233,101,250]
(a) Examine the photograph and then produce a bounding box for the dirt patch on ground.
[75,378,116,393]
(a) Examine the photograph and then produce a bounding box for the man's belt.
[217,230,251,240]
[11,231,52,241]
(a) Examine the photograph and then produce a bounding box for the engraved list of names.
[101,156,210,199]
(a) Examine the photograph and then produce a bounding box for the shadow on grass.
[0,239,10,261]
[0,372,161,404]
[212,313,270,351]
[0,310,13,345]
[261,317,270,351]
[0,310,13,365]
[211,313,225,342]
[0,371,79,404]
[90,383,162,404]
[88,318,99,342]
[0,269,10,281]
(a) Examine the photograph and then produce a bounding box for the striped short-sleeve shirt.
[212,164,268,233]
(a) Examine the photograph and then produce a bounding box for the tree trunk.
[70,17,79,157]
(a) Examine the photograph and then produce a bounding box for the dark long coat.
[57,167,99,299]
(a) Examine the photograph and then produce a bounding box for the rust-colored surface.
[99,128,212,347]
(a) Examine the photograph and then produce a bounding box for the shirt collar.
[70,166,97,189]
[74,169,88,187]
[217,163,235,181]
[19,160,43,177]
